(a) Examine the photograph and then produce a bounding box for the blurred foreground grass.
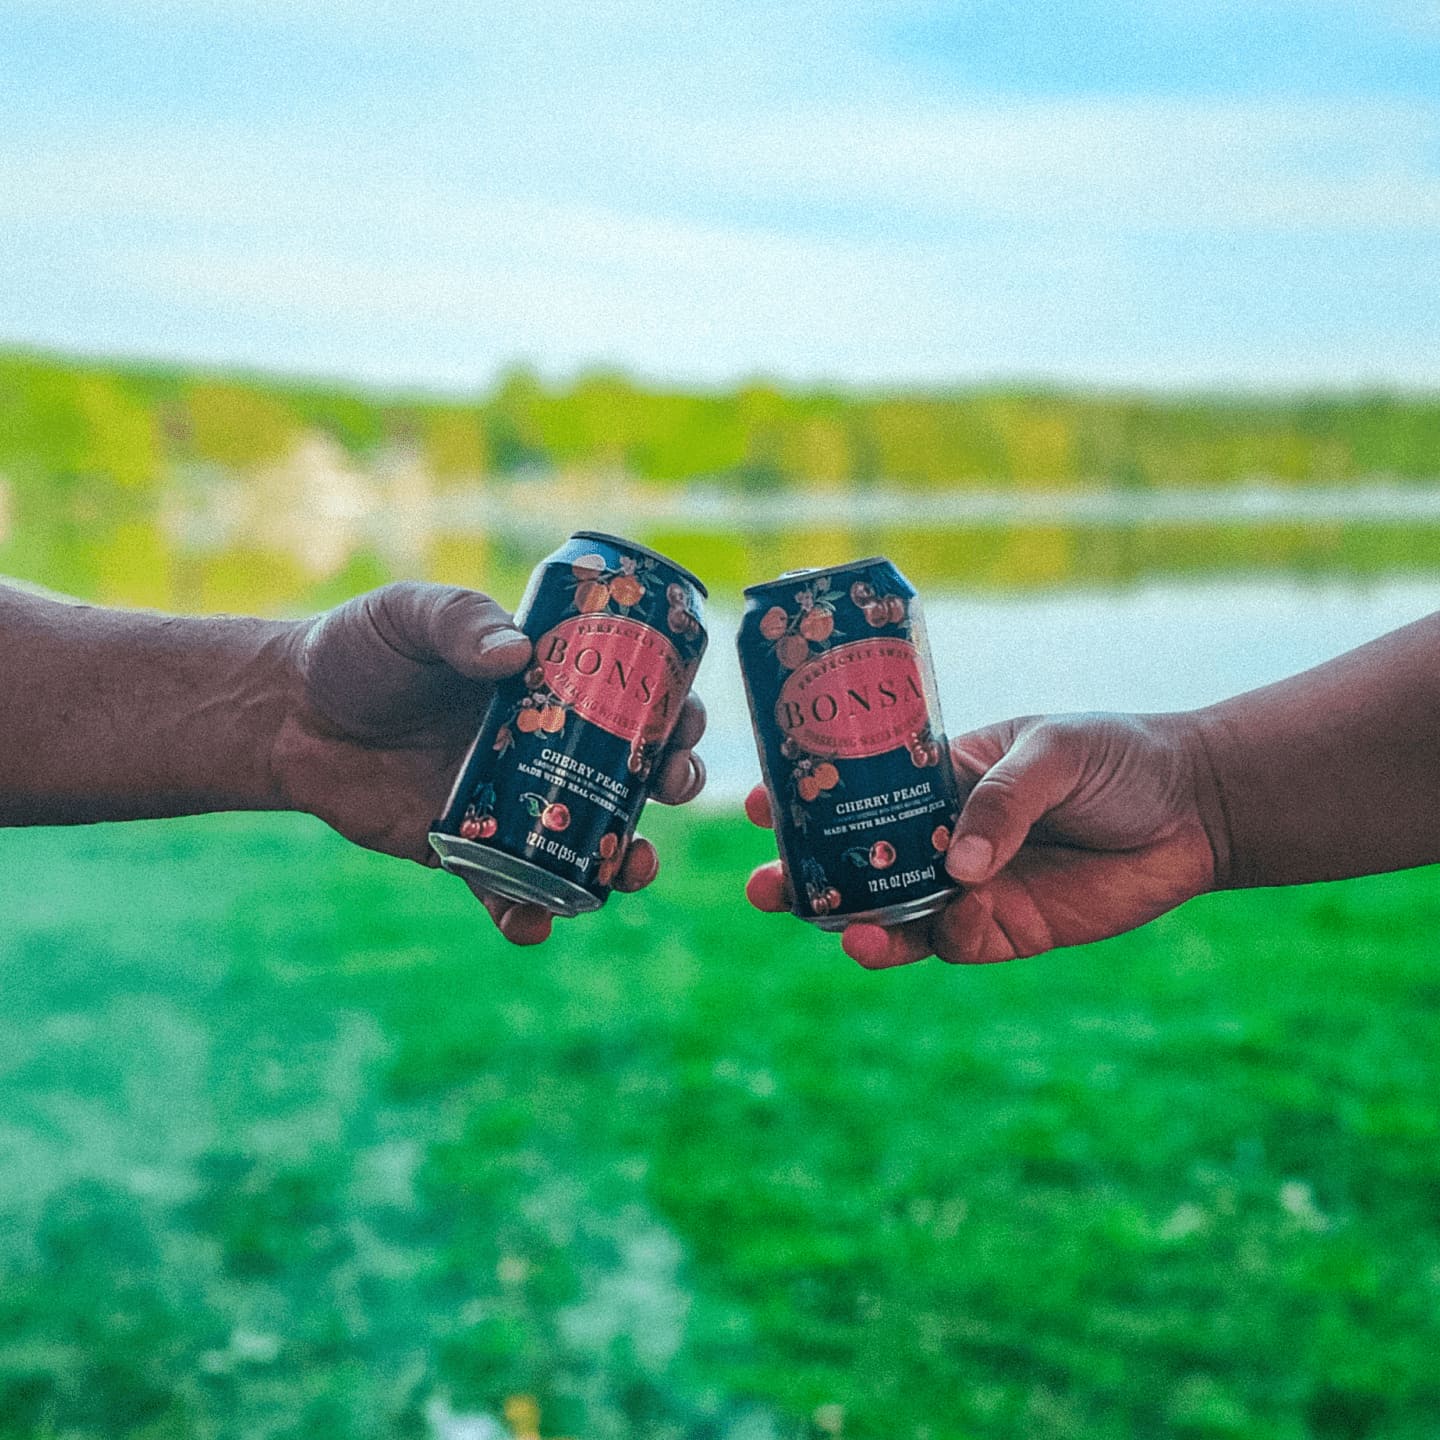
[2,812,1439,1440]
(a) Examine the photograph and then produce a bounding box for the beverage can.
[431,532,707,915]
[738,557,962,929]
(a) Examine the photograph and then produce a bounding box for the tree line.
[5,348,1440,498]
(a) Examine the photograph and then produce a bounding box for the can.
[738,557,962,931]
[430,532,708,915]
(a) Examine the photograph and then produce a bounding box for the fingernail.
[947,834,994,882]
[477,627,527,656]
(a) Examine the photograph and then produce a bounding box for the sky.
[1,0,1438,391]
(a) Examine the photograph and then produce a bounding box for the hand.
[273,582,706,945]
[745,712,1223,969]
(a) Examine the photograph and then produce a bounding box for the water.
[697,577,1440,804]
[441,480,1440,538]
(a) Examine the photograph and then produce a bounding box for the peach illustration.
[776,633,811,669]
[799,609,834,642]
[611,575,644,607]
[576,580,611,612]
[760,606,789,640]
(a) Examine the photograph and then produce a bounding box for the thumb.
[945,723,1080,884]
[365,581,531,680]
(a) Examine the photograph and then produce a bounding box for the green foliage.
[8,348,1440,495]
[2,813,1440,1438]
[183,381,298,468]
[4,347,1440,614]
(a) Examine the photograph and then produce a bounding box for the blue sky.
[1,0,1437,390]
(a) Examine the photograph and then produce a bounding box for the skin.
[747,610,1440,970]
[0,580,706,947]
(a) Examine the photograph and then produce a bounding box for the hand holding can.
[430,533,708,922]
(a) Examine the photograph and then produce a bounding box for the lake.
[697,576,1440,803]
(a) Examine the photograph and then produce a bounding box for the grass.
[2,811,1440,1440]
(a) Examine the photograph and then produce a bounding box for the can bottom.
[428,833,604,918]
[807,885,956,933]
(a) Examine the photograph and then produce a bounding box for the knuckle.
[967,770,1026,812]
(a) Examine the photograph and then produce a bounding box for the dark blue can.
[738,558,962,930]
[430,532,707,915]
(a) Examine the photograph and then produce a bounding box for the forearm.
[1191,611,1440,888]
[0,585,302,824]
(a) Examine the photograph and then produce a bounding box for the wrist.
[256,617,314,814]
[1168,706,1239,890]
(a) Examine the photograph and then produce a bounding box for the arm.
[745,610,1440,967]
[1,581,706,945]
[0,584,296,824]
[1194,610,1440,888]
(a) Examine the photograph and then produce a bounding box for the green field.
[3,812,1440,1440]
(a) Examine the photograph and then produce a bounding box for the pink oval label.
[536,614,689,745]
[775,639,929,758]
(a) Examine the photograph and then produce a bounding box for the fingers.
[949,717,1031,783]
[669,693,707,752]
[612,836,660,893]
[465,878,554,946]
[368,581,531,681]
[745,861,790,912]
[744,848,1012,972]
[744,859,930,969]
[945,723,1080,886]
[653,751,706,805]
[459,832,662,945]
[652,695,707,805]
[840,918,933,970]
[744,784,773,829]
[931,887,1009,965]
[842,885,1028,970]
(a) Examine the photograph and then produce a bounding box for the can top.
[743,556,888,597]
[571,531,708,598]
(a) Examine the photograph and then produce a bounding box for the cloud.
[666,97,1440,234]
[2,1,1438,385]
[8,91,1437,240]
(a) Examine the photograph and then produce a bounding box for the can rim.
[743,556,889,597]
[428,832,604,917]
[808,885,955,932]
[570,531,708,598]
